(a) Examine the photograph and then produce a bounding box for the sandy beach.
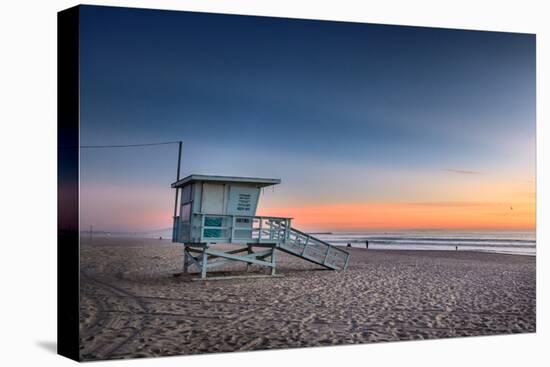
[79,237,536,361]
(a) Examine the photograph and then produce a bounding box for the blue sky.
[78,5,535,231]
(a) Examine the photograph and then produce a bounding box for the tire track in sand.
[80,269,149,360]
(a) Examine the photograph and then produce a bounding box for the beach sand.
[79,237,536,361]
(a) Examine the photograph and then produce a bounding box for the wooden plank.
[205,249,276,267]
[205,247,249,259]
[206,249,274,270]
[270,247,276,275]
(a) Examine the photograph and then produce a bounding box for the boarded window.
[181,184,192,203]
[180,203,191,222]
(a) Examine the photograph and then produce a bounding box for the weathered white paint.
[173,175,281,244]
[201,183,225,214]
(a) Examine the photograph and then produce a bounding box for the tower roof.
[171,174,281,188]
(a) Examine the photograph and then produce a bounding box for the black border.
[58,5,80,362]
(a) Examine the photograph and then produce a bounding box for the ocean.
[86,229,536,256]
[314,231,536,256]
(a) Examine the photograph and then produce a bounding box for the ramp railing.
[279,226,350,270]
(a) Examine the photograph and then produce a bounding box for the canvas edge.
[57,5,81,362]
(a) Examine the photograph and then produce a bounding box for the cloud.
[441,168,482,175]
[403,201,497,208]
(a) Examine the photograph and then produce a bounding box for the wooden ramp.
[177,214,350,279]
[277,227,350,271]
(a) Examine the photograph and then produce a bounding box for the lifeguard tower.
[171,174,350,279]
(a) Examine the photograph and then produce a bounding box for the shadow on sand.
[36,340,57,354]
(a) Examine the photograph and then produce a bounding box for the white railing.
[282,226,350,270]
[196,213,292,244]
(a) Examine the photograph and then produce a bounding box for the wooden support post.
[246,244,252,272]
[270,246,277,275]
[201,247,208,279]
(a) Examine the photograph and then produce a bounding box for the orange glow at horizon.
[258,174,536,231]
[258,200,535,231]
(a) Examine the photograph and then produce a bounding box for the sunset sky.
[79,6,535,232]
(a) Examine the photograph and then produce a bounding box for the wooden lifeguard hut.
[171,174,350,279]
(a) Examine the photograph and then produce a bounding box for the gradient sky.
[79,5,536,232]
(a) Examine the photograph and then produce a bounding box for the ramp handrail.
[286,225,350,258]
[271,222,349,270]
